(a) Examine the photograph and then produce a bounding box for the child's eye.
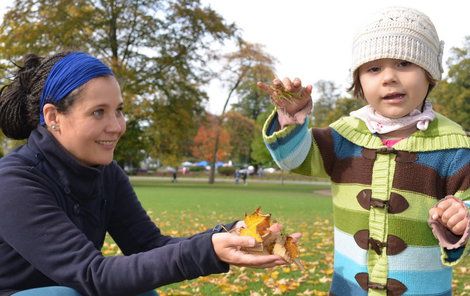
[367,66,381,73]
[397,61,411,68]
[93,109,104,118]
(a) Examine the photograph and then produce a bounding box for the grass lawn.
[103,179,470,295]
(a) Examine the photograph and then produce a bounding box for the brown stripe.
[445,163,470,196]
[312,128,336,176]
[393,162,446,199]
[330,157,374,185]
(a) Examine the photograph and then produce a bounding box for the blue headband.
[39,52,114,125]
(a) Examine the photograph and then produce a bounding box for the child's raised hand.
[429,196,469,236]
[257,77,312,116]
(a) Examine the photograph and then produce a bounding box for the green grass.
[133,180,332,232]
[102,179,469,295]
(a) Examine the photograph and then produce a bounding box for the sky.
[201,0,470,114]
[1,1,469,114]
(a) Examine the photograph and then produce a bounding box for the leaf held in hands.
[239,207,271,242]
[238,207,302,269]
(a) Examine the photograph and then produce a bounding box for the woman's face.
[53,76,126,166]
[358,58,430,119]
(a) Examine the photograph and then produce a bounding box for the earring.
[51,124,60,131]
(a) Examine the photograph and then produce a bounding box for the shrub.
[189,166,205,172]
[218,166,236,176]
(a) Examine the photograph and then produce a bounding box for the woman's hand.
[257,77,312,116]
[212,232,286,268]
[429,196,469,235]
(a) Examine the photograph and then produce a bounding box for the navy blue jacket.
[0,126,229,296]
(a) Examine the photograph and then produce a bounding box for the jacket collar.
[27,125,104,200]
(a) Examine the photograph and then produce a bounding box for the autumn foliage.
[237,208,302,268]
[191,114,231,162]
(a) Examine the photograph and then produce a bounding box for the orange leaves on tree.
[191,115,231,161]
[237,207,303,269]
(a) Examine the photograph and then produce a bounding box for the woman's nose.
[106,114,125,133]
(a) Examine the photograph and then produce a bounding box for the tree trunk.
[208,74,244,184]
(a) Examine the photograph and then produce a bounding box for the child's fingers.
[304,84,313,95]
[451,219,468,236]
[256,81,273,95]
[282,77,294,91]
[429,207,443,220]
[441,202,464,224]
[446,209,467,229]
[436,198,454,211]
[272,78,284,89]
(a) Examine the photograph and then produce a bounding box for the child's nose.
[381,67,397,84]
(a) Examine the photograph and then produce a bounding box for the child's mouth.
[383,92,405,101]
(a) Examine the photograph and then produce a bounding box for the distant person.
[241,170,248,185]
[234,169,240,184]
[171,169,177,183]
[0,51,296,296]
[258,7,469,295]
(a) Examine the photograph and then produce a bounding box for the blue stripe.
[334,248,452,295]
[266,117,309,151]
[334,227,446,271]
[330,272,367,296]
[265,118,311,170]
[333,250,367,283]
[416,149,470,177]
[331,130,363,159]
[389,269,452,295]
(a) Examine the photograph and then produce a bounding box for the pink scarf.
[350,101,435,134]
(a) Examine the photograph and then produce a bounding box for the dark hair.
[348,67,437,101]
[0,52,80,140]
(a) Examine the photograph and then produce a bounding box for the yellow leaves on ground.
[101,209,470,295]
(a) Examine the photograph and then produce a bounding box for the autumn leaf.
[239,207,271,243]
[238,207,302,268]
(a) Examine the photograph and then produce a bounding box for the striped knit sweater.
[263,111,470,296]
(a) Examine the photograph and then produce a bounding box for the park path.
[130,175,330,186]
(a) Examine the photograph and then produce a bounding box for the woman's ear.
[43,103,60,131]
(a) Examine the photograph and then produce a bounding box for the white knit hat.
[351,6,444,80]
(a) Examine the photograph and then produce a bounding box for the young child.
[258,7,469,296]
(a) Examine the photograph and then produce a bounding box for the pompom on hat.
[351,6,444,80]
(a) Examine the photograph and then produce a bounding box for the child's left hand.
[429,196,469,236]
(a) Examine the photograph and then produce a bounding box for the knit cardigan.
[263,111,470,296]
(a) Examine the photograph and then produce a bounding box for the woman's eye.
[116,108,124,117]
[93,110,104,118]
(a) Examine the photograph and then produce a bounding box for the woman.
[0,52,288,296]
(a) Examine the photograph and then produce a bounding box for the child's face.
[358,58,429,119]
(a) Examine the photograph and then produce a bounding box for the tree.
[223,111,256,165]
[191,113,231,162]
[250,107,277,168]
[430,36,470,130]
[312,80,341,127]
[207,41,276,183]
[0,0,237,166]
[324,97,365,124]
